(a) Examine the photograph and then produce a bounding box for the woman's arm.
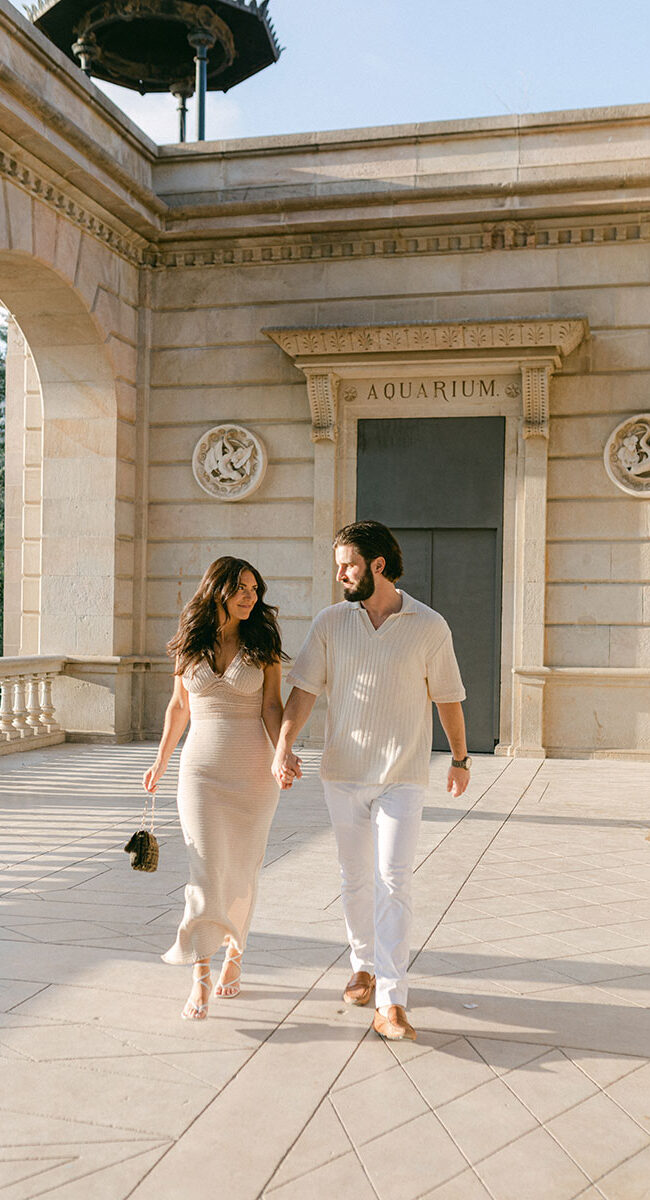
[261,659,284,748]
[142,669,190,793]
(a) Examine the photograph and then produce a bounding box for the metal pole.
[178,92,187,142]
[170,81,194,143]
[195,42,206,141]
[188,31,215,141]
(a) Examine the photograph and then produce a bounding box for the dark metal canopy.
[29,0,281,140]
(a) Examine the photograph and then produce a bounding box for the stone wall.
[143,267,313,731]
[544,246,650,755]
[142,234,650,750]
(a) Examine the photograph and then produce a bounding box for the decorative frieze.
[266,320,586,360]
[604,414,650,496]
[150,219,649,270]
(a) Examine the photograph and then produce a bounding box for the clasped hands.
[272,748,302,790]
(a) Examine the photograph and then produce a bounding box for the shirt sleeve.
[426,623,466,703]
[286,613,328,697]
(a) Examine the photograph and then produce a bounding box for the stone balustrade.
[0,657,66,755]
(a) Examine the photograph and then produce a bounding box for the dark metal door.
[356,417,505,753]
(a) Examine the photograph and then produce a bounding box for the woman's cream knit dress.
[162,651,279,965]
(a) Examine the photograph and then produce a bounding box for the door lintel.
[265,317,589,442]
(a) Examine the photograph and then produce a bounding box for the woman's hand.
[272,747,302,790]
[143,761,165,793]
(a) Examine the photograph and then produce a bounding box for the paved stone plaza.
[1,744,650,1199]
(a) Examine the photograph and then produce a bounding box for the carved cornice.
[153,216,650,270]
[0,59,161,205]
[0,137,645,277]
[0,148,148,265]
[265,319,588,361]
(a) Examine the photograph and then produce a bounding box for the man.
[272,521,470,1041]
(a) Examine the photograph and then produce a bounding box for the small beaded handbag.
[124,789,160,872]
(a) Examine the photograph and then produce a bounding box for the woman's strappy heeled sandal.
[214,948,242,999]
[181,962,211,1020]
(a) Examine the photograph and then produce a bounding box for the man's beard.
[343,562,375,603]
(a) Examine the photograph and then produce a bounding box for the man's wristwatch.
[451,756,472,770]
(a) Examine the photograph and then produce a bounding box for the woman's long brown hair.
[167,556,287,676]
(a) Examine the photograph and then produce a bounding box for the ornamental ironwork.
[29,0,281,142]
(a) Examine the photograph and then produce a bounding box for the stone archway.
[0,165,145,740]
[1,250,118,657]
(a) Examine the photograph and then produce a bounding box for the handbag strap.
[140,788,156,833]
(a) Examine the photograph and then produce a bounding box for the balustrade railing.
[0,657,65,753]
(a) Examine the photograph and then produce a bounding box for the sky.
[21,0,650,145]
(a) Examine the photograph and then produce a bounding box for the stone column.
[512,362,552,757]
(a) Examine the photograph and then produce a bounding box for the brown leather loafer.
[343,971,376,1006]
[373,1005,417,1041]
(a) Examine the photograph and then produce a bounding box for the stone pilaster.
[512,362,552,756]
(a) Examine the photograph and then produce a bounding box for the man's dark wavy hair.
[167,556,288,676]
[333,521,403,582]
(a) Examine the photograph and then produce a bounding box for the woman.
[143,556,289,1021]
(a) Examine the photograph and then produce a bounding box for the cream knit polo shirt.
[287,590,466,787]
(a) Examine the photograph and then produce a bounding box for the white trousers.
[323,781,425,1009]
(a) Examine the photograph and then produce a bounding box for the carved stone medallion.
[604,414,650,497]
[192,424,268,501]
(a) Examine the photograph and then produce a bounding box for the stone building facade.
[2,0,650,757]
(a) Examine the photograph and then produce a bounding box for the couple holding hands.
[144,521,470,1041]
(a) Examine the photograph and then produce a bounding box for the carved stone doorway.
[266,318,589,757]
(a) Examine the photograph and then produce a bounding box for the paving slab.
[0,744,649,1198]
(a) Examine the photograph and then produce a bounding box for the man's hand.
[447,765,470,798]
[272,747,303,790]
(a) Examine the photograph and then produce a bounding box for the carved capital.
[304,372,339,442]
[521,364,552,438]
